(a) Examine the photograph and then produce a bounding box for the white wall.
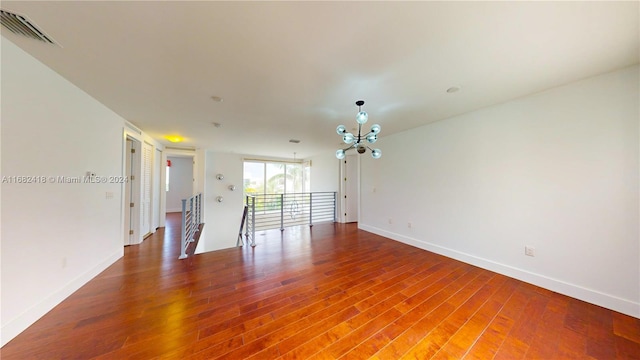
[196,151,245,253]
[166,156,194,212]
[1,38,125,345]
[308,152,340,192]
[360,65,640,317]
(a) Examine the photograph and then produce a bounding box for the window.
[243,161,265,194]
[243,160,308,195]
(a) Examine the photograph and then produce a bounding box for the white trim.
[244,157,304,164]
[0,250,123,346]
[124,120,142,135]
[359,223,640,318]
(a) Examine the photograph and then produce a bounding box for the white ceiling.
[2,1,638,159]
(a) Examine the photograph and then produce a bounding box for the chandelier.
[335,100,382,159]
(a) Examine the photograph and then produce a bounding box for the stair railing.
[238,196,256,247]
[179,193,203,259]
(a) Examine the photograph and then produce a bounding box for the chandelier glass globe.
[356,111,368,124]
[335,100,382,159]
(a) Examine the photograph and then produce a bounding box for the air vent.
[1,10,57,45]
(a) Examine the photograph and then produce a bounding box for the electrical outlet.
[407,222,412,228]
[388,218,393,224]
[525,246,535,257]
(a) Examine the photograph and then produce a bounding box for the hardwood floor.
[2,214,639,359]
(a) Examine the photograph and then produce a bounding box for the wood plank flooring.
[2,213,639,359]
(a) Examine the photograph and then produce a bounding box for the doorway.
[166,155,194,213]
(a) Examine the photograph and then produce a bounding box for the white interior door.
[152,148,162,230]
[124,137,142,245]
[141,142,153,237]
[344,154,359,223]
[124,139,134,245]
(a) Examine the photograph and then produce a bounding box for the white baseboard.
[1,250,123,346]
[166,208,183,213]
[359,223,639,319]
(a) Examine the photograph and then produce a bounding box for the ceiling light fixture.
[165,135,184,143]
[336,100,381,159]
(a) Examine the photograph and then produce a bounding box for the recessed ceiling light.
[289,139,301,144]
[446,86,461,93]
[211,96,223,102]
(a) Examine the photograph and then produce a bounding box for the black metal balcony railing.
[242,192,337,246]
